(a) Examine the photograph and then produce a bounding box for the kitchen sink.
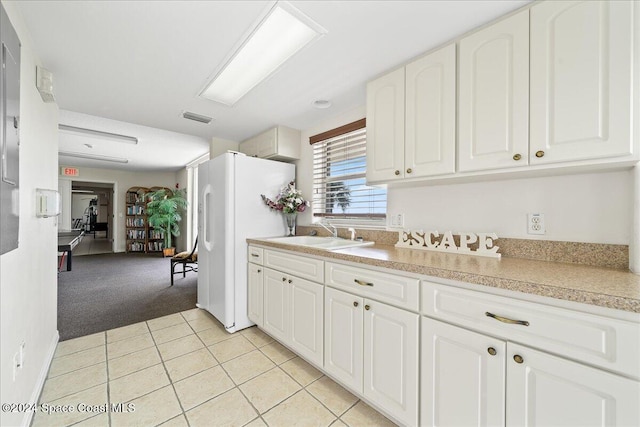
[266,235,374,251]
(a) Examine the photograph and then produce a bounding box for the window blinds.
[312,127,386,220]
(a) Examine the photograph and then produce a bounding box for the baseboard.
[21,330,59,427]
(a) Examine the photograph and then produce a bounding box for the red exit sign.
[61,167,79,177]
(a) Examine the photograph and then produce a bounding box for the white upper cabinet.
[366,67,405,183]
[367,45,456,184]
[405,44,456,178]
[458,9,530,172]
[530,0,635,164]
[239,125,301,161]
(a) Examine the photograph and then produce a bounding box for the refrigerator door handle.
[202,184,213,252]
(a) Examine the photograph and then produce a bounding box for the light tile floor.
[32,309,397,427]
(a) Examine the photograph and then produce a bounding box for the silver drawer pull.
[354,279,373,287]
[485,312,529,327]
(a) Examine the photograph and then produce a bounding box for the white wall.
[210,137,238,158]
[388,170,632,245]
[296,107,634,246]
[60,166,179,252]
[58,178,71,229]
[0,3,60,426]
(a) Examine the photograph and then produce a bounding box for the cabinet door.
[247,263,263,327]
[289,277,323,367]
[239,137,257,157]
[507,343,640,427]
[405,44,456,178]
[366,67,405,183]
[324,287,363,392]
[530,1,634,164]
[363,300,419,426]
[262,268,290,343]
[421,317,506,427]
[256,128,278,158]
[458,10,529,172]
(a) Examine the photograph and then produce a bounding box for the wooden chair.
[170,237,197,286]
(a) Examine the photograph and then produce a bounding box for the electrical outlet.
[527,213,545,235]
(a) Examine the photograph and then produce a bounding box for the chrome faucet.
[318,222,338,238]
[348,227,356,241]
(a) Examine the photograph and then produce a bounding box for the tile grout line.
[187,317,266,423]
[271,351,350,423]
[49,309,388,427]
[104,331,113,427]
[151,315,191,427]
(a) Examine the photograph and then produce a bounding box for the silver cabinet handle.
[354,279,373,287]
[485,312,529,327]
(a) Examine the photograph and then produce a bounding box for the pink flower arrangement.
[261,181,309,214]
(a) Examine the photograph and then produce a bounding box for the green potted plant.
[145,188,188,257]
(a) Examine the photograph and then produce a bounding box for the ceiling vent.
[182,111,213,124]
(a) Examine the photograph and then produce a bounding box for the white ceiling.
[15,0,532,172]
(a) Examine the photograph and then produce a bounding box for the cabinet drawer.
[264,249,324,282]
[248,246,263,265]
[325,262,419,312]
[422,282,640,379]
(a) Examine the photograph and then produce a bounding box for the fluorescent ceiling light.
[59,124,138,144]
[59,151,129,164]
[200,3,326,106]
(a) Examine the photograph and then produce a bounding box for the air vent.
[182,111,213,124]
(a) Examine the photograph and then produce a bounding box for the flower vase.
[284,212,297,237]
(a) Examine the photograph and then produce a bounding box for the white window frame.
[186,153,210,250]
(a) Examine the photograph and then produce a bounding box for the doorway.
[71,181,114,255]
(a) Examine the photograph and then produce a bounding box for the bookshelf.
[125,186,171,253]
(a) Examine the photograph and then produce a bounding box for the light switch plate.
[390,213,404,227]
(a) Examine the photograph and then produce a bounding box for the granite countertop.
[247,238,640,314]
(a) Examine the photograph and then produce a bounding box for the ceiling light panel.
[200,3,326,106]
[59,151,129,164]
[59,124,138,144]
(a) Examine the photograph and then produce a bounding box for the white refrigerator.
[197,152,295,333]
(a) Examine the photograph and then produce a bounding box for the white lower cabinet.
[263,267,290,343]
[325,287,364,390]
[262,267,323,366]
[251,247,639,427]
[507,343,640,427]
[247,263,263,327]
[325,286,419,426]
[422,316,640,427]
[421,317,506,426]
[289,274,324,366]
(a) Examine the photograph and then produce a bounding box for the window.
[186,153,210,249]
[311,119,386,226]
